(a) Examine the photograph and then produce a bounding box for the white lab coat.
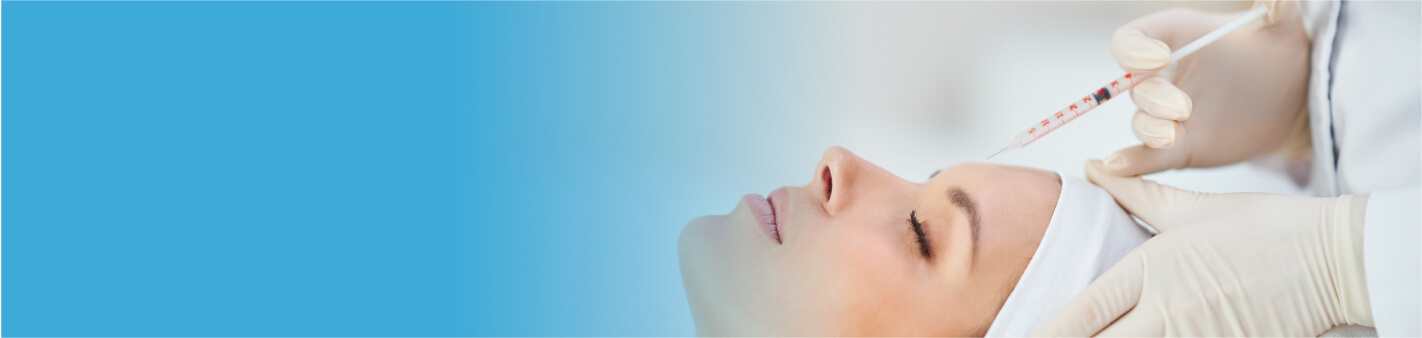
[1302,1,1421,335]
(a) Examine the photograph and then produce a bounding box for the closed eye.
[909,211,932,260]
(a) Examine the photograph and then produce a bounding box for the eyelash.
[909,211,932,260]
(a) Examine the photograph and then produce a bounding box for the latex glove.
[1104,0,1312,176]
[1033,160,1375,336]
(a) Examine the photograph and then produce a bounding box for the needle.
[985,146,1011,160]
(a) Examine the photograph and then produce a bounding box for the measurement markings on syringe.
[986,6,1267,160]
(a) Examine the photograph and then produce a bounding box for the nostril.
[822,166,833,201]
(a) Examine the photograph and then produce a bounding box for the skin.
[678,147,1061,336]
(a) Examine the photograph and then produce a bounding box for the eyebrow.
[946,186,981,262]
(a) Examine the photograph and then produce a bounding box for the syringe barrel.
[996,7,1266,156]
[1012,73,1141,147]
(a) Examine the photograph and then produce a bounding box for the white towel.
[983,173,1152,337]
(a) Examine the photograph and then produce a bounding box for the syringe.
[986,6,1268,159]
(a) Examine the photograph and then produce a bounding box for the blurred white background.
[787,1,1306,195]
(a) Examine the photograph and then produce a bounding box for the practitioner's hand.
[1103,0,1311,176]
[1033,160,1374,337]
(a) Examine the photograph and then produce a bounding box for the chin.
[678,215,721,264]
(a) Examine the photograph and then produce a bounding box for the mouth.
[742,192,782,244]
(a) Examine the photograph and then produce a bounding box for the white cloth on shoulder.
[983,173,1152,337]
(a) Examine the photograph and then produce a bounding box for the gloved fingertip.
[1255,0,1279,25]
[1112,31,1172,72]
[1104,154,1129,173]
[1143,122,1178,149]
[1086,158,1125,185]
[1133,78,1192,121]
[1164,122,1185,148]
[1179,90,1193,120]
[1084,158,1103,174]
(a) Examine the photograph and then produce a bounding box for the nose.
[813,146,863,214]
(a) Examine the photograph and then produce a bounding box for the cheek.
[791,215,910,276]
[774,225,923,334]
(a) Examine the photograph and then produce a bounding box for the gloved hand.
[1033,160,1375,337]
[1104,0,1312,176]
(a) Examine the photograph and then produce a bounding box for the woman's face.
[678,147,1061,336]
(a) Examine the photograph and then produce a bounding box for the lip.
[767,187,790,243]
[741,193,781,244]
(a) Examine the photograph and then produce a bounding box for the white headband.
[983,173,1152,337]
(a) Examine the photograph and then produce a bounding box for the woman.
[678,147,1149,336]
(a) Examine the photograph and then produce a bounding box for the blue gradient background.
[6,1,1301,336]
[5,1,846,336]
